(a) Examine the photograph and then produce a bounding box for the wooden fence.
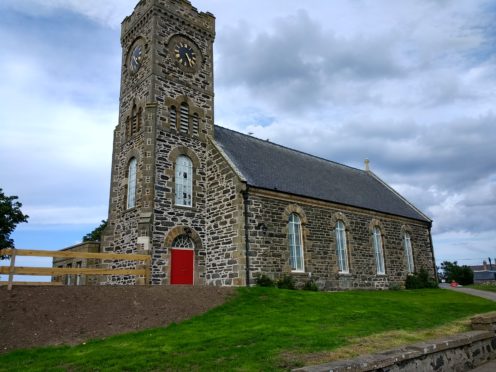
[0,248,151,290]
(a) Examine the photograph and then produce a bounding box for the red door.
[171,249,194,285]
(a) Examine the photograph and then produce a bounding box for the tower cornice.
[121,0,215,44]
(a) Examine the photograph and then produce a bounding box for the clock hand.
[185,53,193,66]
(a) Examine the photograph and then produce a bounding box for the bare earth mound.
[0,286,234,354]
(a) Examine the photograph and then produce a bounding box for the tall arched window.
[288,213,304,272]
[175,155,193,207]
[403,233,414,273]
[127,158,137,209]
[170,106,177,130]
[335,220,349,273]
[372,227,385,274]
[192,113,199,136]
[180,103,189,133]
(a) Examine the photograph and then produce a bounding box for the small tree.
[82,220,108,242]
[0,188,29,259]
[440,261,474,285]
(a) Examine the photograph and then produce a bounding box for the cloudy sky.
[1,0,495,276]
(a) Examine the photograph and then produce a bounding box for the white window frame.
[335,220,349,273]
[127,158,137,209]
[175,155,193,207]
[372,227,385,275]
[404,233,414,273]
[288,213,304,272]
[172,235,195,250]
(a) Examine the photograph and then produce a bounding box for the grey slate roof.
[214,125,430,223]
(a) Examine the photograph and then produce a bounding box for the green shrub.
[276,275,296,290]
[303,279,319,291]
[389,282,402,291]
[255,274,275,287]
[405,268,438,289]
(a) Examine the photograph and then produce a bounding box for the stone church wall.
[204,142,246,286]
[246,190,434,290]
[150,129,208,285]
[101,130,145,285]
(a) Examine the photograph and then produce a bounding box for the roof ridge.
[367,170,432,223]
[214,124,365,174]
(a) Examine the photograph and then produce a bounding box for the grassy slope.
[2,288,496,371]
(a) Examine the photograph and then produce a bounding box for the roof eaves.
[250,185,432,224]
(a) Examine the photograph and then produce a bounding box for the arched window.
[180,102,189,133]
[127,158,137,209]
[170,106,177,130]
[172,235,194,249]
[192,113,199,136]
[403,233,414,273]
[335,220,349,273]
[175,155,193,207]
[372,227,385,274]
[288,213,304,272]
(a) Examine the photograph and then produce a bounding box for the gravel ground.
[0,285,234,354]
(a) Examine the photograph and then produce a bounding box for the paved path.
[440,284,496,302]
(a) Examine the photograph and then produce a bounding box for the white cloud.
[1,0,135,28]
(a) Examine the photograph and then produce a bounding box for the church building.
[84,0,435,289]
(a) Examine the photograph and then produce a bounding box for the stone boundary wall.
[295,313,496,372]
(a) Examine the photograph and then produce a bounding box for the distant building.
[52,242,100,286]
[471,261,496,284]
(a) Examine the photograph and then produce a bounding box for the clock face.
[129,45,143,73]
[175,42,197,68]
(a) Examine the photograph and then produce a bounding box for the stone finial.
[364,159,370,172]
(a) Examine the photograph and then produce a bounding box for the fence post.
[144,256,151,286]
[7,249,17,291]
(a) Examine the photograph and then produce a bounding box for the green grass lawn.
[2,287,496,372]
[467,284,496,292]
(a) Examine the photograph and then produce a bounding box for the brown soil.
[0,285,234,354]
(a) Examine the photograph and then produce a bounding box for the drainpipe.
[243,188,251,287]
[428,224,438,282]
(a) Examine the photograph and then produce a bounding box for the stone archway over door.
[170,235,194,285]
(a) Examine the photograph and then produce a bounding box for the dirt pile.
[0,285,234,354]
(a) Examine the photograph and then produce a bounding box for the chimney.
[483,260,487,271]
[364,159,370,172]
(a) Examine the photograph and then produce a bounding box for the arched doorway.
[170,235,195,285]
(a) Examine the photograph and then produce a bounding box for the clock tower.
[102,0,215,285]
